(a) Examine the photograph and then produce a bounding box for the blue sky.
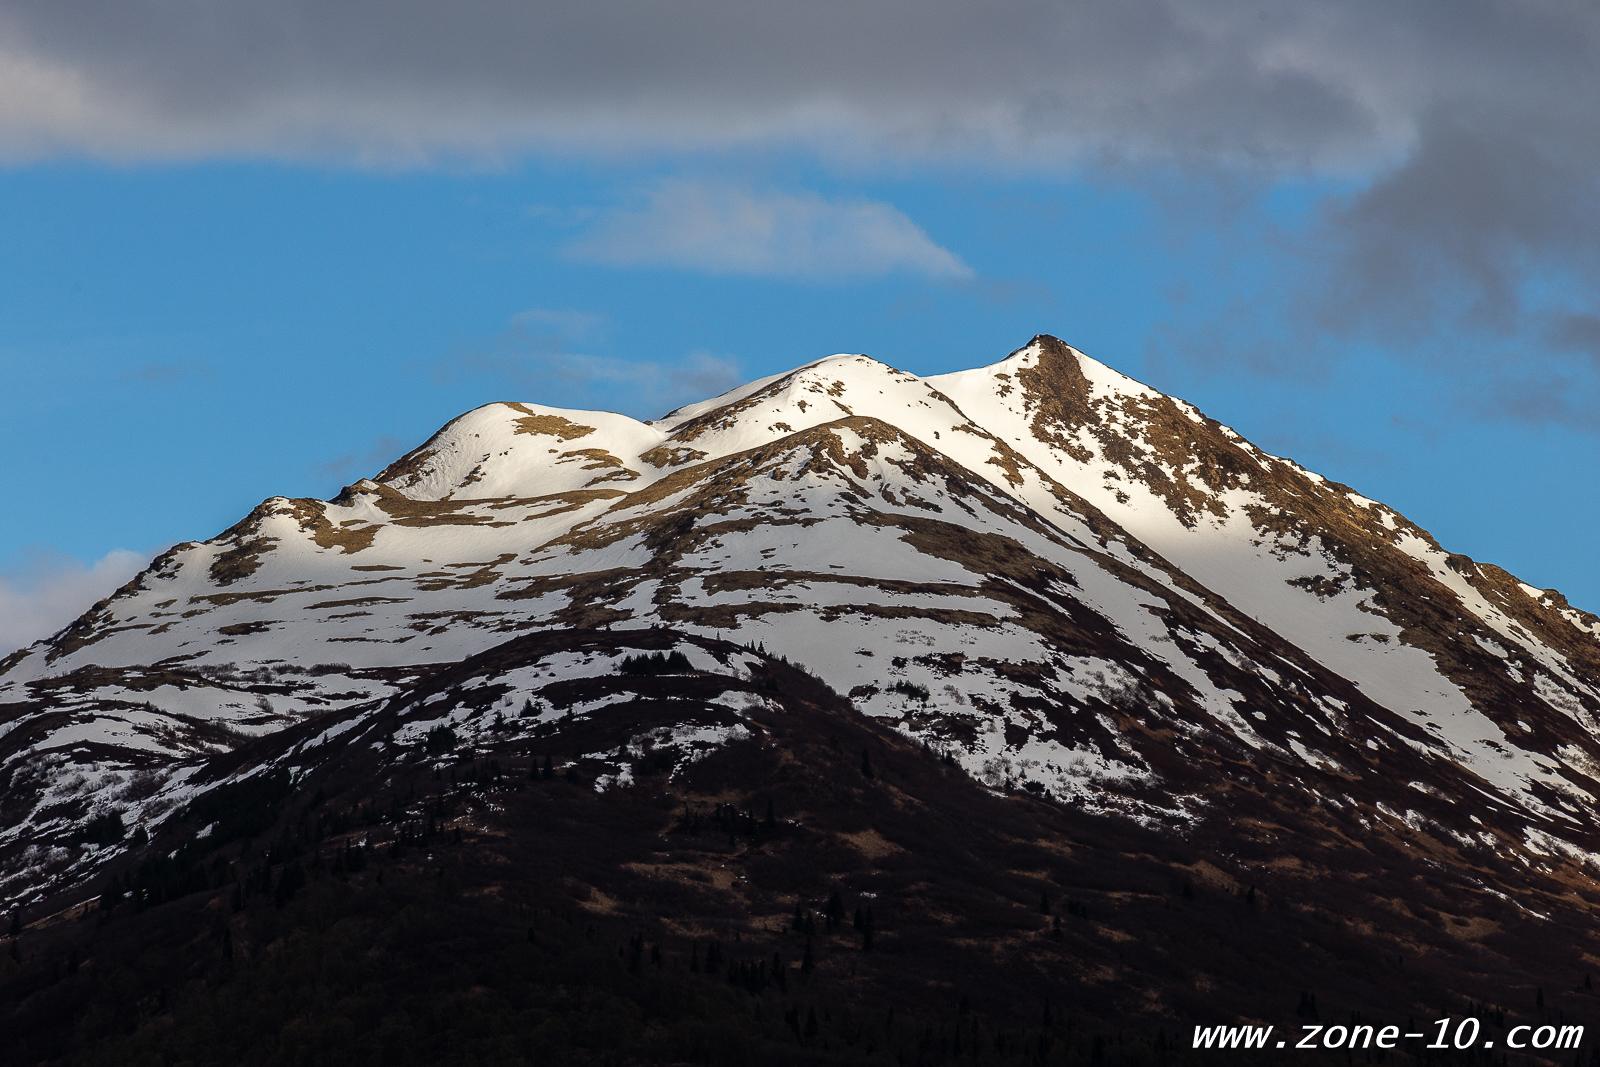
[2,1,1599,651]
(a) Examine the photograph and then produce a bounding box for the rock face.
[5,334,1600,916]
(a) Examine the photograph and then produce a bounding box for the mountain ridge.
[4,333,1600,914]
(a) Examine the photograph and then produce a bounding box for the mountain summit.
[5,337,1600,1056]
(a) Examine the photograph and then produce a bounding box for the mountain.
[5,336,1600,1063]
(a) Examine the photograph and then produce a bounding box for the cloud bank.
[2,0,1587,171]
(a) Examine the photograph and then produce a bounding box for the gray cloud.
[0,1,1588,170]
[1281,101,1600,428]
[1315,108,1600,341]
[1459,368,1600,432]
[1546,314,1600,361]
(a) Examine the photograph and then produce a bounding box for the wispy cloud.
[433,308,745,419]
[566,180,971,280]
[0,546,151,656]
[1545,313,1600,361]
[508,307,605,341]
[118,359,214,384]
[316,435,410,485]
[1135,105,1600,431]
[533,349,745,408]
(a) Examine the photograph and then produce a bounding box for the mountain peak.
[4,335,1600,931]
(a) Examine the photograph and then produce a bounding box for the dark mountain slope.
[4,630,1597,1065]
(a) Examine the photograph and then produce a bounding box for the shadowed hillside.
[4,631,1596,1065]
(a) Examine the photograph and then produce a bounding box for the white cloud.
[566,181,972,280]
[0,547,151,656]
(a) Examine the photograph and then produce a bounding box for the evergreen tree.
[273,863,307,907]
[98,876,119,914]
[802,938,814,974]
[826,890,846,931]
[80,810,125,845]
[861,748,875,779]
[1040,891,1051,914]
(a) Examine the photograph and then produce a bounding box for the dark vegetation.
[619,651,694,677]
[4,630,1598,1066]
[184,768,294,850]
[886,680,930,702]
[424,723,459,754]
[75,811,124,847]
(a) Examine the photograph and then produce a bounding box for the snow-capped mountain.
[5,334,1600,910]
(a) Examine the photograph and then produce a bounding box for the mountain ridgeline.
[4,336,1600,1065]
